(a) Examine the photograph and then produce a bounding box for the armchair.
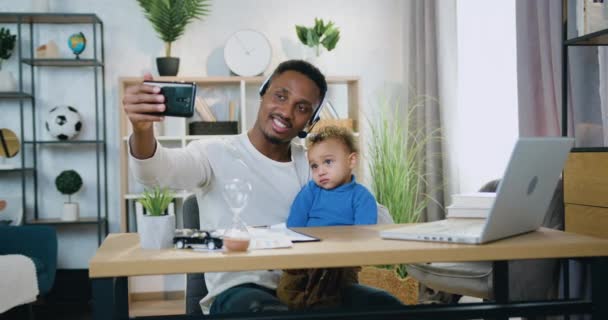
[0,225,58,296]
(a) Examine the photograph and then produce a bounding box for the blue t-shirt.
[286,175,377,227]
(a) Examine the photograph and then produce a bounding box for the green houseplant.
[137,0,211,76]
[136,186,176,249]
[359,91,441,305]
[0,27,17,91]
[296,18,340,57]
[138,186,174,216]
[55,170,83,221]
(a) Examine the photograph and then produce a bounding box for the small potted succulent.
[295,18,340,58]
[55,170,83,221]
[0,27,17,92]
[136,186,176,249]
[137,0,211,76]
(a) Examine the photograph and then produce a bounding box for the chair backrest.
[377,203,395,225]
[183,195,200,229]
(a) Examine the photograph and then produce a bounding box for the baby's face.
[307,138,356,190]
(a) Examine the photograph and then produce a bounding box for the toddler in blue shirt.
[277,125,377,310]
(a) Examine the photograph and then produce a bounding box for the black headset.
[259,74,325,138]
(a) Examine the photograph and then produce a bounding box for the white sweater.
[130,133,310,314]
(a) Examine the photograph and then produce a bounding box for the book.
[451,192,496,208]
[446,206,490,219]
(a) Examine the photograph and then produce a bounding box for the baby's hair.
[306,125,358,153]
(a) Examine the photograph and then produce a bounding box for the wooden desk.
[89,225,608,319]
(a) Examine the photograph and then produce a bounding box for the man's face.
[307,138,356,190]
[255,71,321,144]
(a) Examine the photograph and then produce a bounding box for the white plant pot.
[0,70,17,92]
[136,212,175,249]
[62,202,79,221]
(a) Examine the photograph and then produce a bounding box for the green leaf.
[321,28,340,51]
[138,186,175,216]
[137,0,211,56]
[295,25,308,44]
[306,28,320,47]
[314,18,325,37]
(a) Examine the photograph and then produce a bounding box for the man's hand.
[122,73,165,159]
[122,73,166,133]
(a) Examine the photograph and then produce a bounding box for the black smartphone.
[143,80,196,117]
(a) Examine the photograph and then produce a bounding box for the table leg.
[492,260,509,320]
[92,277,128,320]
[591,257,608,320]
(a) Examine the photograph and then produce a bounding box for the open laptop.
[380,137,574,244]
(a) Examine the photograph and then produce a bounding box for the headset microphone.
[297,131,308,139]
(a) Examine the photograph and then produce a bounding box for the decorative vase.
[62,202,79,221]
[358,266,419,305]
[156,57,180,76]
[0,70,17,92]
[136,212,175,249]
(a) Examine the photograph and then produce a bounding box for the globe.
[68,32,86,59]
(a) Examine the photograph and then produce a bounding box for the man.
[123,60,401,314]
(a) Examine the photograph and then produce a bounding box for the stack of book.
[446,192,496,218]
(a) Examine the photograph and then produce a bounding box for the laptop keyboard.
[409,219,485,237]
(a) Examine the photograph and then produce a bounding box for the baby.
[277,125,377,310]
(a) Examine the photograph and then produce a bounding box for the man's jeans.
[210,282,403,314]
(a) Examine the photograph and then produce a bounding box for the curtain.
[517,2,592,318]
[403,0,444,222]
[516,0,567,137]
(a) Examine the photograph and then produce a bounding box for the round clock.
[224,29,272,77]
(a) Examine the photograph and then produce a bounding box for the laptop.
[380,137,574,244]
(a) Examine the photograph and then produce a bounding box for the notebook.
[380,137,574,244]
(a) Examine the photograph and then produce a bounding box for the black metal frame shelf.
[562,1,608,152]
[21,58,104,67]
[0,92,33,100]
[26,217,107,225]
[24,140,104,145]
[0,13,102,24]
[1,12,108,245]
[564,27,608,46]
[0,167,35,172]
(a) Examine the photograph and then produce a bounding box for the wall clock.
[224,29,272,77]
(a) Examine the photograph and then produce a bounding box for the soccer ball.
[45,105,82,140]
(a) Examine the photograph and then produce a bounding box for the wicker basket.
[358,266,419,305]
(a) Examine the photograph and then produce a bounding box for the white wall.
[450,0,519,194]
[0,0,406,273]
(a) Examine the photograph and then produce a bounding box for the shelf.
[122,135,237,142]
[24,140,104,145]
[21,59,103,67]
[0,13,102,24]
[124,192,193,200]
[120,76,360,86]
[0,92,33,100]
[565,28,608,46]
[0,167,34,172]
[26,217,106,225]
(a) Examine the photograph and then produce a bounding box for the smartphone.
[143,80,197,117]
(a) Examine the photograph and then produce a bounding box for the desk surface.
[89,225,608,278]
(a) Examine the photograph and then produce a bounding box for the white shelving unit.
[118,76,361,232]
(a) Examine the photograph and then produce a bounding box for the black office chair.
[409,179,564,305]
[182,195,208,315]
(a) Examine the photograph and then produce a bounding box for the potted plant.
[137,0,211,76]
[136,186,176,249]
[295,18,340,58]
[358,91,441,305]
[55,170,83,221]
[0,27,17,91]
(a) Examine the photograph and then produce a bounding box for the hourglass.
[222,178,252,251]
